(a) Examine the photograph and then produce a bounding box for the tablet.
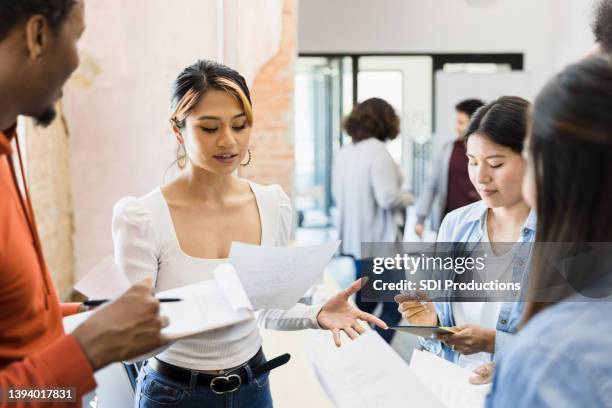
[389,325,457,337]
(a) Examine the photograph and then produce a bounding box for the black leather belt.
[148,349,291,395]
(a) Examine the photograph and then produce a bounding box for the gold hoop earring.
[177,143,187,169]
[240,149,252,167]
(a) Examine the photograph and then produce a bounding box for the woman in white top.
[332,98,413,344]
[113,60,386,408]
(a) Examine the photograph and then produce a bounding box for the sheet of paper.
[63,309,93,333]
[67,264,253,341]
[307,331,445,408]
[157,265,253,339]
[229,241,340,310]
[74,256,131,298]
[215,263,252,311]
[410,349,491,408]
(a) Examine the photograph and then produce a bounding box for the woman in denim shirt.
[397,96,535,374]
[487,56,612,407]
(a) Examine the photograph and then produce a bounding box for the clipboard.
[389,325,457,337]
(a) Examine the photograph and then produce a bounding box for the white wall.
[550,0,598,71]
[64,0,218,279]
[299,0,598,98]
[65,0,283,279]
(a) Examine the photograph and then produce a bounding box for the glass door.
[294,57,353,227]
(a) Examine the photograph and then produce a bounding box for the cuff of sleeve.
[416,215,426,225]
[308,304,324,329]
[61,303,82,317]
[39,335,97,396]
[494,330,513,361]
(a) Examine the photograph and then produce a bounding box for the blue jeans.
[135,362,273,408]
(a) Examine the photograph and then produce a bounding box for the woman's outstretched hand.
[316,278,388,347]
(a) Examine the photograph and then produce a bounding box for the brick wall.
[239,0,296,198]
[21,0,296,294]
[24,103,75,299]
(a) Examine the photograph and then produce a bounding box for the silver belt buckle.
[210,373,242,395]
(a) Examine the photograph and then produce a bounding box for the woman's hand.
[437,324,496,355]
[394,291,438,326]
[469,361,496,385]
[317,279,388,347]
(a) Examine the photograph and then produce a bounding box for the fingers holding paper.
[317,279,388,347]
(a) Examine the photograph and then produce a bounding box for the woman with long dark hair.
[487,56,612,406]
[397,97,535,371]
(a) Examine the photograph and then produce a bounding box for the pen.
[83,298,182,307]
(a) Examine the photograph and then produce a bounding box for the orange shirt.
[0,127,96,407]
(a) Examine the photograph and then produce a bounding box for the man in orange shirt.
[0,1,170,406]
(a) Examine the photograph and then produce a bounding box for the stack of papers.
[410,349,491,408]
[65,263,254,340]
[157,263,253,338]
[71,241,341,337]
[306,331,490,408]
[307,331,446,408]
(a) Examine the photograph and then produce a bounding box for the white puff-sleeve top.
[112,181,322,370]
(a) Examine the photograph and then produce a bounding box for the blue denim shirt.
[420,201,536,364]
[486,299,612,407]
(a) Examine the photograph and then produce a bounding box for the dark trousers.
[354,258,402,344]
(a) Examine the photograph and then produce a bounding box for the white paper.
[66,263,253,341]
[307,331,446,408]
[156,264,253,339]
[74,256,131,299]
[410,349,491,408]
[214,263,252,311]
[229,241,340,310]
[63,309,93,333]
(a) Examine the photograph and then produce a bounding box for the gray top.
[416,140,454,231]
[332,138,413,258]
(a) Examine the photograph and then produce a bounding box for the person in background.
[397,97,535,372]
[332,97,413,344]
[0,1,168,406]
[113,60,387,408]
[487,55,612,407]
[592,0,612,53]
[415,99,485,238]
